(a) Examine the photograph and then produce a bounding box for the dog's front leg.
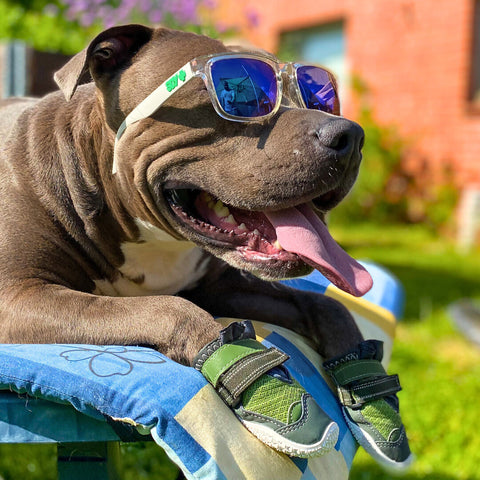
[0,283,222,365]
[181,267,364,360]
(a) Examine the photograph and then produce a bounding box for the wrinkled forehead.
[145,29,228,68]
[144,29,281,70]
[114,30,226,98]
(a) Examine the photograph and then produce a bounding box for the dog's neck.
[94,218,209,296]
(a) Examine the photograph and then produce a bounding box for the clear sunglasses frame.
[113,52,340,173]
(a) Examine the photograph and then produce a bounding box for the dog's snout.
[315,118,364,155]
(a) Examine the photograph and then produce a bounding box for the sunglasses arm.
[112,62,194,174]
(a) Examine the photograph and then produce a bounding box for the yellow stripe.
[324,286,397,338]
[308,449,350,479]
[175,385,303,480]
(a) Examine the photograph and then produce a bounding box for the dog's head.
[55,24,371,296]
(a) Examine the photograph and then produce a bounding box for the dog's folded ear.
[54,24,153,101]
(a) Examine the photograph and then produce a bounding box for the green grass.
[1,222,479,480]
[329,222,480,480]
[0,442,180,480]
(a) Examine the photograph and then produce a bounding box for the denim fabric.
[0,265,402,480]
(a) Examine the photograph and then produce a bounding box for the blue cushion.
[0,263,403,480]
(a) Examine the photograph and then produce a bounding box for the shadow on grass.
[351,464,459,480]
[330,222,480,321]
[370,262,480,321]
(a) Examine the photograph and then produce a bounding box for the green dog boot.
[323,340,413,472]
[194,320,339,458]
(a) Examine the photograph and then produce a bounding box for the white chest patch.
[94,219,209,297]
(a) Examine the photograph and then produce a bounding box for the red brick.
[217,0,480,187]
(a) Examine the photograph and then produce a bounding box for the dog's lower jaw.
[160,188,319,280]
[221,249,314,281]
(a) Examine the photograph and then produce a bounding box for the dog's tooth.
[253,229,261,236]
[201,192,216,209]
[238,223,248,231]
[224,214,238,226]
[214,200,230,218]
[273,240,283,250]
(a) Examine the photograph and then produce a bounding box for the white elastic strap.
[112,62,194,174]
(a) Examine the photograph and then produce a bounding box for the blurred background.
[0,1,479,479]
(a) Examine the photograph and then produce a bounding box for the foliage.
[0,442,179,480]
[60,0,219,32]
[0,444,56,479]
[0,1,97,53]
[0,0,230,54]
[334,76,459,233]
[329,222,480,480]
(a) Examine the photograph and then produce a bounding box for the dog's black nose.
[314,117,364,157]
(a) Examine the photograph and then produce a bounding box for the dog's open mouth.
[165,188,284,253]
[165,188,373,297]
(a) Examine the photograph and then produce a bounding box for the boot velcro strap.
[198,339,267,387]
[330,359,386,386]
[216,348,289,406]
[338,374,401,409]
[192,320,257,373]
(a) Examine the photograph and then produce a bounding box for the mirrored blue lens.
[211,58,277,118]
[296,66,339,114]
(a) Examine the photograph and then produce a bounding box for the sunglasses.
[113,52,340,173]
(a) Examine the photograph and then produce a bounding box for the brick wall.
[216,0,480,188]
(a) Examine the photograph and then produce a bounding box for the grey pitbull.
[0,25,415,469]
[0,24,369,365]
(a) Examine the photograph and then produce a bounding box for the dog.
[0,24,370,366]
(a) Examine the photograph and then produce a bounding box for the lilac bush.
[60,0,216,29]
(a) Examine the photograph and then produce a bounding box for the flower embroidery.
[59,346,166,377]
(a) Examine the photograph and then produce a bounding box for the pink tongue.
[265,204,373,297]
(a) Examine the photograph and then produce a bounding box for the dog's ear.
[54,24,153,101]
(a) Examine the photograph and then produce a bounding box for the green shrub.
[334,76,458,233]
[0,1,231,54]
[0,1,97,54]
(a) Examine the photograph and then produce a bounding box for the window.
[3,41,27,98]
[279,21,347,102]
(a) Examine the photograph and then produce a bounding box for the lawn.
[0,222,479,480]
[330,222,480,480]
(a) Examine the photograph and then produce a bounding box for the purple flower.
[139,0,153,14]
[66,1,89,15]
[164,0,200,24]
[97,5,113,18]
[245,6,260,28]
[201,0,217,9]
[115,3,135,22]
[80,11,98,27]
[59,0,222,30]
[149,9,164,24]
